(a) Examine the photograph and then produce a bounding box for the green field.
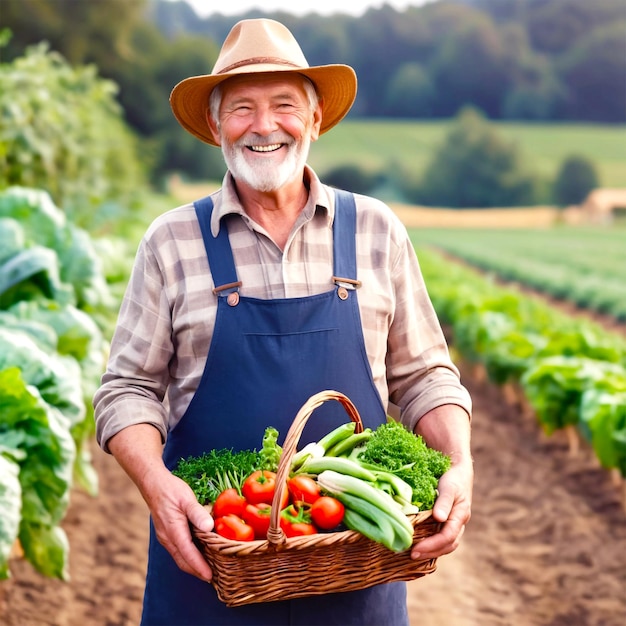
[409,225,626,321]
[308,119,626,189]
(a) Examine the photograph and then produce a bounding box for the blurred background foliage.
[0,0,624,219]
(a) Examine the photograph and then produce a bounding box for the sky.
[171,0,429,18]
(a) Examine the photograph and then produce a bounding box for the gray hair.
[208,75,320,130]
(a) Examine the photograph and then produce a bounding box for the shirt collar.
[209,165,334,237]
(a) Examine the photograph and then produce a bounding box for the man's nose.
[250,107,278,135]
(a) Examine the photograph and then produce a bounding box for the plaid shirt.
[94,166,471,451]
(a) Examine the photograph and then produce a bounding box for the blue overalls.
[141,190,409,625]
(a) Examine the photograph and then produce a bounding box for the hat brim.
[169,64,357,147]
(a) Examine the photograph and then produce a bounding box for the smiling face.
[208,73,322,192]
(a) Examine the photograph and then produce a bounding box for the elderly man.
[94,18,473,626]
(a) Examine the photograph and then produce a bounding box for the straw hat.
[169,18,357,146]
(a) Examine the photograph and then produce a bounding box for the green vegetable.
[173,427,282,504]
[296,456,377,482]
[367,467,414,505]
[0,329,85,427]
[290,422,359,471]
[0,365,76,580]
[580,388,626,476]
[357,420,451,510]
[0,247,67,307]
[339,493,412,553]
[0,453,22,579]
[521,356,626,435]
[315,421,356,453]
[343,508,397,551]
[173,448,262,505]
[0,218,25,264]
[325,428,372,457]
[259,426,282,472]
[316,470,414,552]
[290,442,325,471]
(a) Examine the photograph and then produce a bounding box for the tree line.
[180,0,626,124]
[1,0,624,188]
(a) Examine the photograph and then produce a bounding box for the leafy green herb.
[173,448,262,505]
[357,420,451,510]
[172,427,283,505]
[259,426,282,472]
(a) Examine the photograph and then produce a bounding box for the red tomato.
[279,504,317,538]
[284,522,317,537]
[287,475,321,505]
[212,488,246,518]
[311,496,345,530]
[241,502,272,540]
[214,514,255,542]
[242,470,288,507]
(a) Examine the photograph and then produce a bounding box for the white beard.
[222,132,311,192]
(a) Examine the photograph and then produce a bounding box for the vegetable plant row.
[174,420,450,552]
[412,244,626,487]
[0,187,117,580]
[410,227,626,321]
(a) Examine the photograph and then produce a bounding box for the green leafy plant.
[357,420,451,510]
[173,427,283,505]
[521,357,626,435]
[0,42,145,229]
[413,245,626,477]
[173,449,263,506]
[0,186,117,579]
[580,389,626,476]
[0,365,76,580]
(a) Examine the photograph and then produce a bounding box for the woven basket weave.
[193,390,441,607]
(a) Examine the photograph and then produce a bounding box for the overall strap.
[194,190,360,294]
[193,196,241,296]
[332,189,361,289]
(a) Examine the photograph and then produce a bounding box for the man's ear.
[310,99,323,142]
[206,110,222,146]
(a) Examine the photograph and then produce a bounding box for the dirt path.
[407,372,626,626]
[2,367,625,626]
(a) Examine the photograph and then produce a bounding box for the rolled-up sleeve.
[93,235,173,452]
[385,233,472,431]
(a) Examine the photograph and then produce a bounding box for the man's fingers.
[432,490,454,522]
[411,519,465,560]
[160,523,214,582]
[176,536,214,582]
[187,501,214,533]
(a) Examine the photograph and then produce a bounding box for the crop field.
[409,225,626,321]
[309,119,626,188]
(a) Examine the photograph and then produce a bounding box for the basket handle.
[267,390,363,546]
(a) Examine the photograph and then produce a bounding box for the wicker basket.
[193,390,441,607]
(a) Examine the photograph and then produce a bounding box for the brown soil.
[2,198,624,625]
[2,365,625,626]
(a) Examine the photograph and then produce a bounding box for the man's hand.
[107,424,215,582]
[410,460,473,560]
[143,470,215,581]
[409,404,473,561]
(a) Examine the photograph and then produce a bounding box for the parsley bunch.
[172,448,262,505]
[357,420,451,510]
[172,426,283,505]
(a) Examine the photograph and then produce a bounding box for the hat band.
[217,56,305,74]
